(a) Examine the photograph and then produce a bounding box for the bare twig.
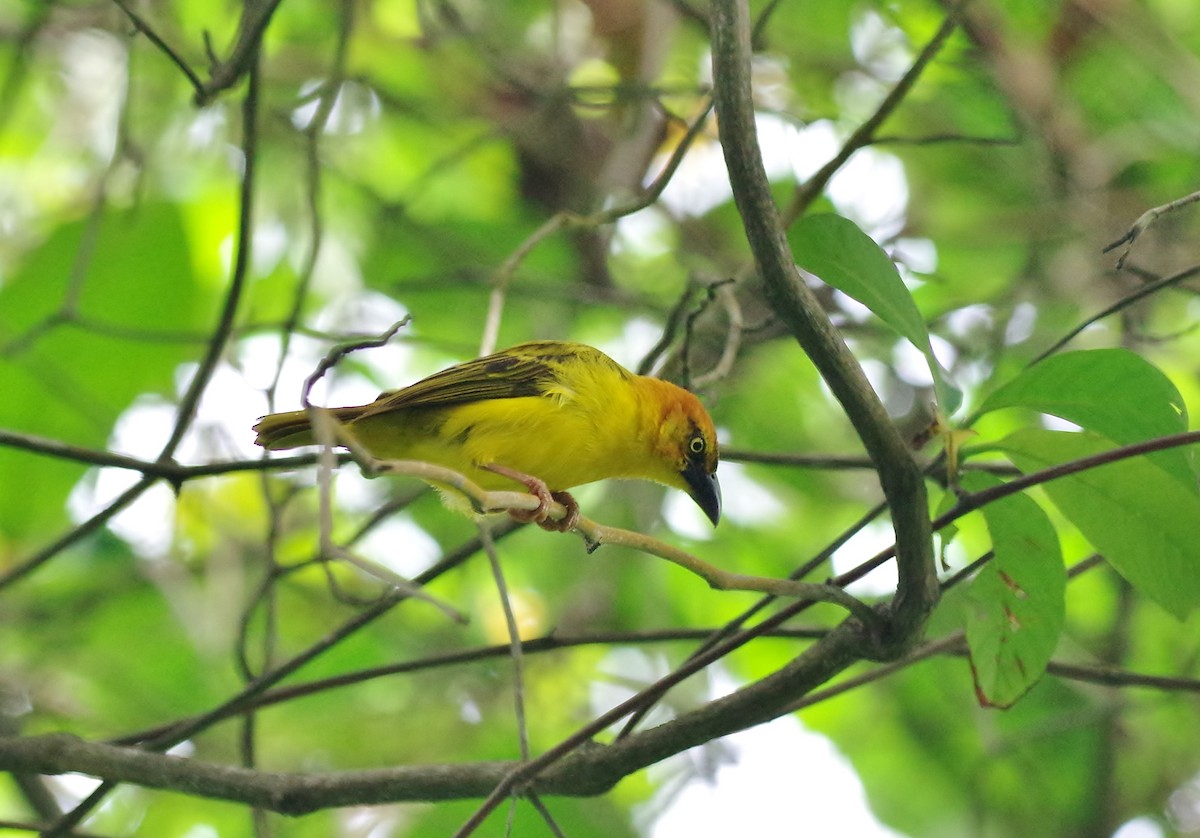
[1032,262,1200,363]
[159,53,261,461]
[784,1,967,223]
[479,98,715,356]
[1104,189,1200,268]
[479,524,538,833]
[195,0,284,106]
[111,0,204,95]
[0,476,155,591]
[577,518,879,626]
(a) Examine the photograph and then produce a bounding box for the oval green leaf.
[1000,428,1200,619]
[790,213,958,412]
[979,348,1193,490]
[960,471,1065,708]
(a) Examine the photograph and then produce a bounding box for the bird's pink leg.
[482,463,580,532]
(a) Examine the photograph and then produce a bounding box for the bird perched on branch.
[253,340,721,531]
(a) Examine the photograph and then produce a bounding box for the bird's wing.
[356,342,624,417]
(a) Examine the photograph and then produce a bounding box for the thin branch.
[834,430,1200,587]
[784,1,967,223]
[5,625,1194,815]
[195,0,284,106]
[2,623,872,817]
[479,524,534,836]
[301,320,411,409]
[723,446,1021,477]
[158,51,261,461]
[1032,262,1200,363]
[0,476,155,591]
[577,517,880,627]
[480,214,569,356]
[111,0,204,95]
[615,497,890,741]
[0,427,354,480]
[690,280,745,388]
[112,626,829,745]
[41,52,267,838]
[1104,189,1200,268]
[265,0,354,411]
[942,431,1200,529]
[479,98,715,356]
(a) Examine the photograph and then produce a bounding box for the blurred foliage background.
[2,0,1200,835]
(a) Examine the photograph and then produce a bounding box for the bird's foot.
[482,463,580,532]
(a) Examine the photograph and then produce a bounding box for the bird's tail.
[253,406,364,450]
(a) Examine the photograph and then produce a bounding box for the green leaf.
[978,348,1193,490]
[1000,429,1200,619]
[0,205,201,540]
[790,213,959,412]
[960,472,1065,708]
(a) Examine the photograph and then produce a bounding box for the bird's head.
[644,379,721,526]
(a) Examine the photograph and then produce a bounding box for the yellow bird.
[253,341,721,530]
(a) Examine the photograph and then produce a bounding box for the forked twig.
[1105,189,1200,268]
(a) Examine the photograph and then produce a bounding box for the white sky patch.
[663,459,782,536]
[613,205,673,258]
[892,339,935,388]
[712,460,784,526]
[178,826,220,838]
[1004,301,1038,346]
[290,79,381,135]
[332,469,389,514]
[235,332,326,400]
[833,288,873,324]
[185,107,226,149]
[654,112,798,218]
[217,220,290,282]
[591,648,680,730]
[652,132,730,218]
[857,358,892,401]
[1113,817,1166,838]
[58,29,126,162]
[828,147,909,237]
[643,669,902,838]
[1042,415,1083,432]
[68,470,177,559]
[787,120,840,181]
[663,490,717,541]
[944,304,994,340]
[604,318,667,370]
[1169,771,1200,832]
[44,772,103,809]
[830,519,898,598]
[850,9,913,81]
[872,334,954,404]
[894,236,938,275]
[169,361,279,462]
[354,514,442,579]
[68,397,178,558]
[316,290,412,347]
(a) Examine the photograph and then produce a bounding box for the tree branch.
[709,0,937,651]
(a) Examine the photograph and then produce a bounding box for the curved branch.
[709,0,937,648]
[0,624,868,818]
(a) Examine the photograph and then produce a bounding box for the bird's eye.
[689,436,706,455]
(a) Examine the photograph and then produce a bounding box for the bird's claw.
[483,463,579,532]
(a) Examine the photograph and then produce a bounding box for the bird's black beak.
[681,459,721,526]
